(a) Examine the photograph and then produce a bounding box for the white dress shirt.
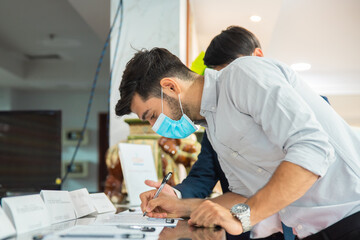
[200,56,360,239]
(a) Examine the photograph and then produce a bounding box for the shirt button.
[232,152,237,157]
[297,225,303,230]
[257,168,263,173]
[281,209,286,213]
[211,106,215,110]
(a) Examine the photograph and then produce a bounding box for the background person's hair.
[204,26,261,67]
[115,47,193,117]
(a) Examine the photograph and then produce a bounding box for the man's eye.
[150,114,155,120]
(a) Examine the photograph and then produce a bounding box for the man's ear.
[160,78,181,97]
[253,48,264,57]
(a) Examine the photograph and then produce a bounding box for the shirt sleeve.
[172,187,182,198]
[173,133,225,198]
[224,57,335,177]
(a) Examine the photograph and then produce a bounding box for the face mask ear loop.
[178,94,184,115]
[161,88,164,113]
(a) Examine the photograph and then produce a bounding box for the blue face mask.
[152,89,198,139]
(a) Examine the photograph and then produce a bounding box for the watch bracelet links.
[230,210,253,232]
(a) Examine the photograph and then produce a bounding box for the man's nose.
[149,119,156,126]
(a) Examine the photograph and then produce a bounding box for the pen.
[117,225,156,232]
[143,172,172,217]
[59,233,145,239]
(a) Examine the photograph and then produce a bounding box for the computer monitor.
[0,110,62,198]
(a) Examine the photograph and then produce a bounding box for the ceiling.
[191,0,360,95]
[0,0,110,91]
[0,0,359,94]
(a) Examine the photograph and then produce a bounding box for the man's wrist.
[230,203,252,232]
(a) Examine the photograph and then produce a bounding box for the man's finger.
[146,196,175,215]
[139,190,156,212]
[145,179,161,188]
[147,211,168,218]
[146,197,163,212]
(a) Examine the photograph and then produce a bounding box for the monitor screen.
[0,111,62,197]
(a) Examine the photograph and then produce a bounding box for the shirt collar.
[200,68,219,116]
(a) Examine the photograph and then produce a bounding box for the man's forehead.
[130,93,144,114]
[130,94,160,117]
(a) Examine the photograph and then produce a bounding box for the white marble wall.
[109,0,187,146]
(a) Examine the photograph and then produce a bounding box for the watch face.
[231,204,252,232]
[232,204,249,214]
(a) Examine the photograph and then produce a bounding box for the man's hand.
[140,180,177,215]
[143,195,191,218]
[188,200,243,236]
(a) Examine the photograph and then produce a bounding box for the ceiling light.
[291,63,311,71]
[250,15,262,22]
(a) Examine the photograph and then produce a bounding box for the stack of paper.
[0,188,118,236]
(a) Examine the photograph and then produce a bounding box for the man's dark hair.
[115,47,193,117]
[204,26,261,67]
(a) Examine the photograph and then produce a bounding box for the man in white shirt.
[115,48,360,239]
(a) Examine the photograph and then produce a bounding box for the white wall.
[328,95,360,127]
[109,0,187,146]
[11,89,108,192]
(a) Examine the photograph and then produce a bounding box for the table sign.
[1,194,50,234]
[89,193,116,214]
[118,143,158,205]
[0,206,16,239]
[40,190,77,224]
[69,188,96,218]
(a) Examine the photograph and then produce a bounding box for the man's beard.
[164,94,192,121]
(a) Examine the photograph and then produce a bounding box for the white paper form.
[43,225,162,240]
[1,194,51,234]
[75,216,96,225]
[0,205,16,239]
[118,143,158,205]
[69,188,96,218]
[41,190,77,224]
[89,192,116,214]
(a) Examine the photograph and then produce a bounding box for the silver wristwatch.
[230,203,252,232]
